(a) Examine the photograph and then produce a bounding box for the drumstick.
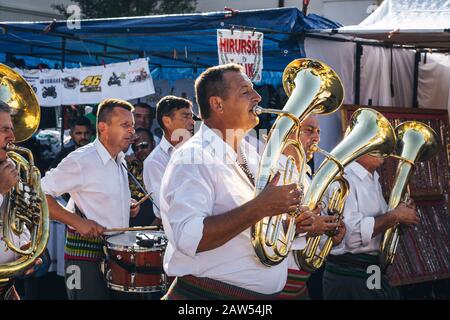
[103,226,159,233]
[122,163,161,212]
[131,193,152,208]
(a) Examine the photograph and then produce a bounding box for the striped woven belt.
[277,268,311,300]
[64,228,104,261]
[162,275,280,300]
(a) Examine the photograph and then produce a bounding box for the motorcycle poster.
[79,65,104,104]
[13,58,154,106]
[127,58,155,100]
[61,68,80,105]
[38,69,62,106]
[101,61,129,100]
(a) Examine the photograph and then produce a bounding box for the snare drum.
[104,230,168,293]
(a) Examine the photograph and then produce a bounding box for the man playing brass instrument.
[277,114,346,299]
[0,102,46,300]
[322,154,418,300]
[160,64,307,299]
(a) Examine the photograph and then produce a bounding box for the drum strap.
[108,255,164,275]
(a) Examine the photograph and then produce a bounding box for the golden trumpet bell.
[380,121,439,268]
[0,64,48,282]
[0,63,40,142]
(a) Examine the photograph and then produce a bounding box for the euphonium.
[251,58,344,266]
[295,108,396,272]
[0,63,50,281]
[379,121,439,269]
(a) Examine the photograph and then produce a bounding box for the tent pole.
[60,37,66,152]
[354,42,362,104]
[412,51,420,108]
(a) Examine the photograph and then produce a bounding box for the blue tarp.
[0,7,340,83]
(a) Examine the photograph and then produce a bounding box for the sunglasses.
[132,141,150,151]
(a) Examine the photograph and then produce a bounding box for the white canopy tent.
[335,0,450,50]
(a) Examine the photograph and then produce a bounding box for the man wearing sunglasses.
[128,128,156,227]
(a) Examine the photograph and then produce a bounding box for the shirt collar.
[306,164,312,176]
[200,123,238,163]
[160,135,175,156]
[348,161,380,182]
[94,138,125,166]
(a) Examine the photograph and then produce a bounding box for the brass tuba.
[295,108,396,272]
[251,58,344,266]
[379,121,439,269]
[0,63,50,281]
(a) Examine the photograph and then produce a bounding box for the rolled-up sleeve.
[41,156,83,197]
[161,160,214,258]
[343,190,375,249]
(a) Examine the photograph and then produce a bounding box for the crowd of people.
[0,63,420,300]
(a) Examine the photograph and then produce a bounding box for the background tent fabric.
[328,0,450,50]
[0,8,341,79]
[359,45,414,108]
[418,52,450,122]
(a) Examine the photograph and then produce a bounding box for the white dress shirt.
[143,136,175,218]
[0,229,31,264]
[160,123,288,294]
[0,194,31,264]
[42,138,131,229]
[327,161,388,256]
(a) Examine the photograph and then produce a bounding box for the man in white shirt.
[42,98,140,300]
[143,95,194,225]
[277,114,345,299]
[0,101,44,300]
[322,154,419,299]
[160,64,306,299]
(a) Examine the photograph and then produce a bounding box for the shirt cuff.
[360,216,375,247]
[176,216,205,258]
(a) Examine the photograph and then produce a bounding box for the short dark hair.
[70,115,92,131]
[96,98,134,134]
[134,102,155,119]
[194,63,244,119]
[156,95,192,131]
[0,101,11,114]
[134,127,154,142]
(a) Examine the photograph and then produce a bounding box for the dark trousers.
[322,254,400,300]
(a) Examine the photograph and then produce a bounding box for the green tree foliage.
[53,0,197,18]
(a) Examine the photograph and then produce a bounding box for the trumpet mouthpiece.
[252,105,263,115]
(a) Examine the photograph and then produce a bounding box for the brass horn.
[251,58,344,266]
[379,121,439,269]
[0,63,50,281]
[295,108,396,272]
